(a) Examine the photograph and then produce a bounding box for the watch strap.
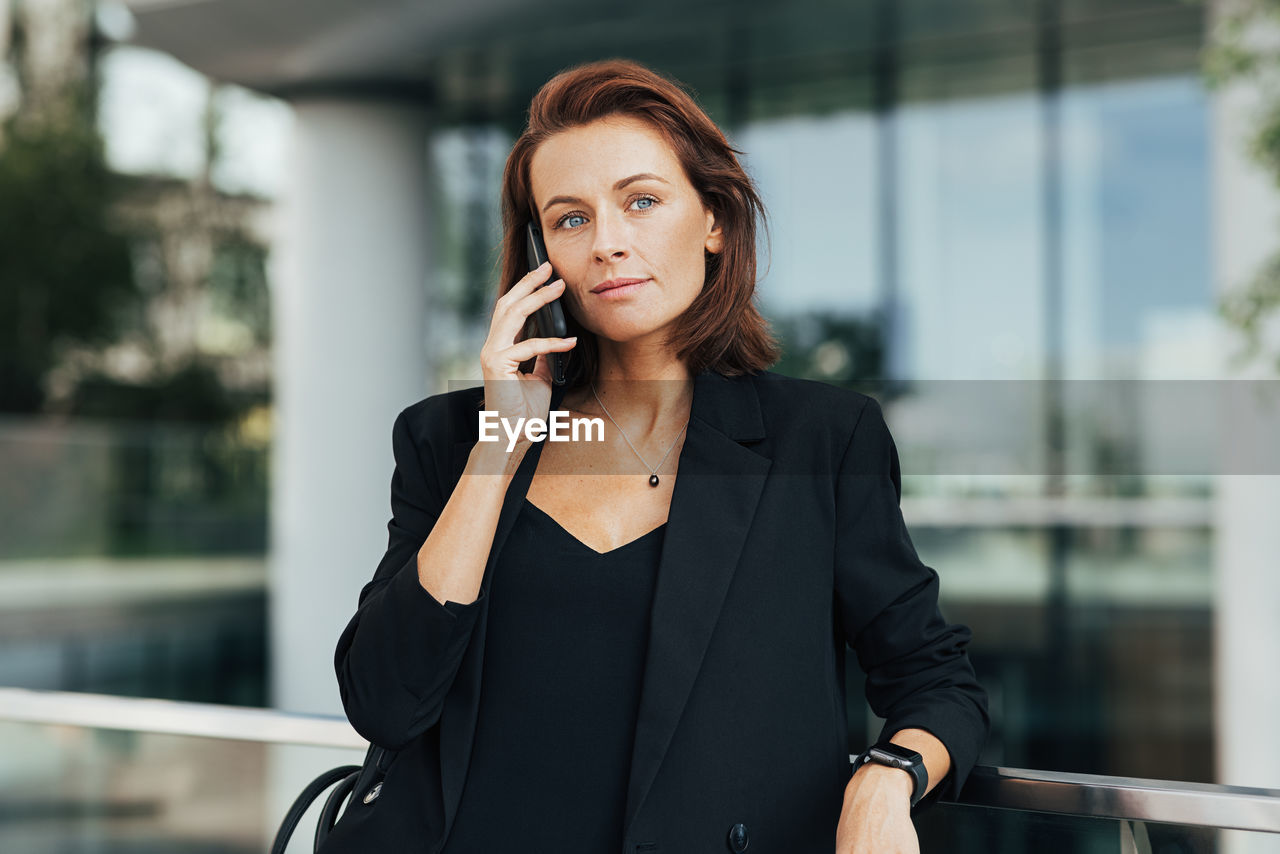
[854,743,929,807]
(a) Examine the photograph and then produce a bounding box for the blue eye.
[554,213,586,229]
[550,195,655,230]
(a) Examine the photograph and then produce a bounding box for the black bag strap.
[314,768,361,851]
[270,764,361,854]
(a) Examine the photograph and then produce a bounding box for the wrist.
[852,742,929,807]
[847,763,914,801]
[467,439,530,478]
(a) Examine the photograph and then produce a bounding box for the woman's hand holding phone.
[413,262,573,607]
[478,260,577,456]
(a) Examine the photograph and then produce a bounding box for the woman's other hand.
[479,260,577,448]
[835,764,919,854]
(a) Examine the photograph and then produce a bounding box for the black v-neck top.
[440,499,666,854]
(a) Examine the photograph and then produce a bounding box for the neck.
[574,338,694,433]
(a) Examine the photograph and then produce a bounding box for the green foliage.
[1220,250,1280,373]
[0,95,138,412]
[1205,0,1280,373]
[69,358,246,422]
[208,232,272,347]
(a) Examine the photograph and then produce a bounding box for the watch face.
[869,744,923,768]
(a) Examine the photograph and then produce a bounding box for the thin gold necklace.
[590,383,688,487]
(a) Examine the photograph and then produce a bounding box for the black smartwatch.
[853,742,928,807]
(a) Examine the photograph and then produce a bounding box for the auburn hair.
[496,57,779,389]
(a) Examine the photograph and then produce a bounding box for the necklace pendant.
[648,474,660,487]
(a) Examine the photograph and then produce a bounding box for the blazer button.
[727,822,749,852]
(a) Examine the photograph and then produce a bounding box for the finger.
[502,335,576,365]
[496,261,554,309]
[510,277,566,319]
[491,279,565,345]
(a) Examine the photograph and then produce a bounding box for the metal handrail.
[1,687,1278,833]
[954,765,1280,834]
[0,687,365,749]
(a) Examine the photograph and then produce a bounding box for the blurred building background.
[2,0,1279,851]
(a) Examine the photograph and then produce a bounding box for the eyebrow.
[540,173,670,213]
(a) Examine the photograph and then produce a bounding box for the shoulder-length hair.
[497,57,779,389]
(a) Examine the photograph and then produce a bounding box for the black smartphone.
[524,221,569,385]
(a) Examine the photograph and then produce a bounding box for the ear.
[704,208,724,255]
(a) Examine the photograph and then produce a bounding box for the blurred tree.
[0,79,137,412]
[70,358,238,423]
[208,231,272,349]
[1206,0,1280,375]
[2,0,272,420]
[0,0,273,559]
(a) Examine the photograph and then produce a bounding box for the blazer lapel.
[622,371,772,836]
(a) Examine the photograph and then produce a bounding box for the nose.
[591,207,629,264]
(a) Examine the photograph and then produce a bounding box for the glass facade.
[0,4,275,706]
[0,720,363,854]
[916,801,1275,854]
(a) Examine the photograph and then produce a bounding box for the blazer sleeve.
[833,396,989,802]
[334,403,486,749]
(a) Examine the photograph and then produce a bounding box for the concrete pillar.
[1210,0,1280,827]
[269,98,435,715]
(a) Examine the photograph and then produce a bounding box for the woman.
[322,58,988,854]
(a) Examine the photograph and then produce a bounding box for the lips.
[591,277,649,294]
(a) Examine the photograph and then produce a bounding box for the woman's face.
[528,115,723,346]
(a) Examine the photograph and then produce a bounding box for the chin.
[585,320,670,344]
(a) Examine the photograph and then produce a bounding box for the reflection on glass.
[916,802,1270,854]
[0,721,363,854]
[1061,75,1211,383]
[895,90,1045,381]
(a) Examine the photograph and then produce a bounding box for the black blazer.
[320,369,988,854]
